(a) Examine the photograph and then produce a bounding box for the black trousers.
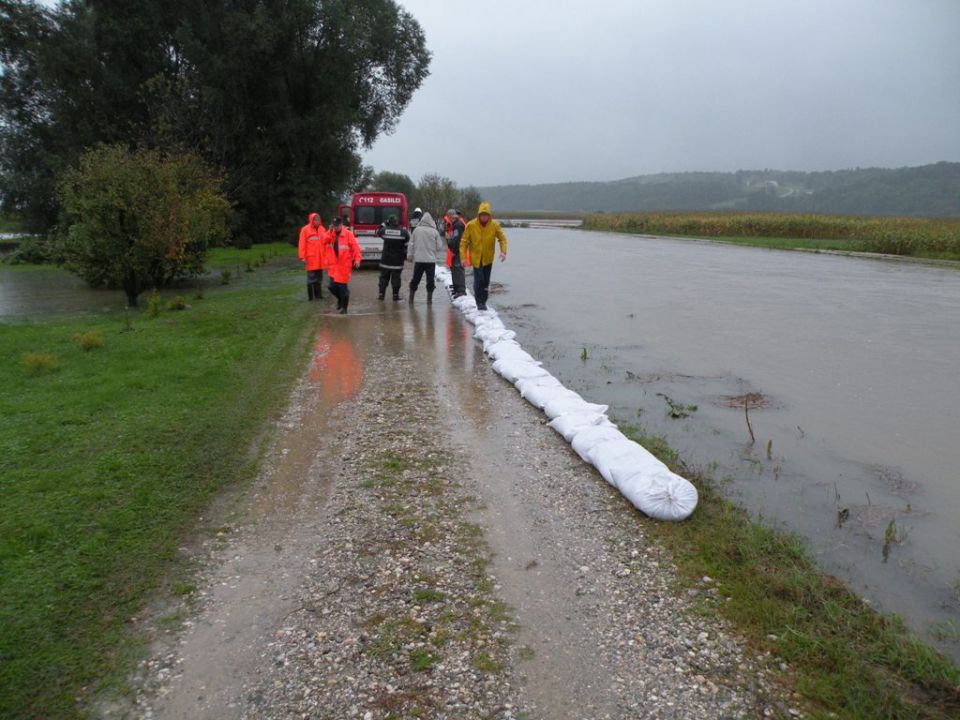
[449,244,466,295]
[378,267,403,297]
[306,269,323,298]
[409,262,436,293]
[328,278,350,308]
[472,263,493,307]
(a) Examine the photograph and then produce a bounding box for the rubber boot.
[313,282,324,299]
[408,288,415,304]
[307,282,315,301]
[339,294,348,314]
[427,290,433,304]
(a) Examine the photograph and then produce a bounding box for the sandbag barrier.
[433,265,698,521]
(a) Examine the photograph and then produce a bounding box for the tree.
[416,173,459,218]
[457,185,483,216]
[0,0,431,240]
[59,145,230,306]
[370,171,417,202]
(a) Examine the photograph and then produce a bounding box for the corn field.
[582,211,960,259]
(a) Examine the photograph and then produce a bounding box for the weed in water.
[146,289,162,317]
[73,331,104,351]
[20,352,58,374]
[766,439,773,460]
[658,393,697,419]
[245,261,254,273]
[929,620,960,643]
[580,346,588,361]
[220,269,232,285]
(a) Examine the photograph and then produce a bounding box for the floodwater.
[491,228,960,659]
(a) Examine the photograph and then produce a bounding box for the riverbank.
[582,211,960,262]
[0,259,317,718]
[619,424,960,719]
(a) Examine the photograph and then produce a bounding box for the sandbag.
[490,357,549,384]
[569,424,625,462]
[547,412,611,442]
[587,439,667,489]
[515,378,569,410]
[487,344,536,364]
[542,393,609,420]
[483,334,519,354]
[618,468,699,521]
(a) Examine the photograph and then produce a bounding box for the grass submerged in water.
[0,272,315,718]
[618,424,960,719]
[584,211,960,262]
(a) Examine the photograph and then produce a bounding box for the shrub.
[59,145,231,306]
[73,331,104,351]
[220,269,232,285]
[165,295,189,311]
[147,289,161,318]
[5,235,65,265]
[20,352,58,374]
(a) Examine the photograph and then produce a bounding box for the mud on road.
[110,273,801,720]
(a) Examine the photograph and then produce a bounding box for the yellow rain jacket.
[460,201,507,267]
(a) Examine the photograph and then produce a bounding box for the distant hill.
[479,162,960,217]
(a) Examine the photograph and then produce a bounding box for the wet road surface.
[120,271,794,719]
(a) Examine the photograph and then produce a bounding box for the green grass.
[584,211,960,262]
[0,277,316,718]
[205,241,294,269]
[619,423,960,720]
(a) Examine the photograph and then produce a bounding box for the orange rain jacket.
[323,226,362,283]
[298,213,326,270]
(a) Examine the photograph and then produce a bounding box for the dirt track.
[111,273,800,719]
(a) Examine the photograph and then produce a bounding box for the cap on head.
[332,216,342,226]
[387,215,398,226]
[447,208,457,218]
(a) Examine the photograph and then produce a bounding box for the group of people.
[297,202,507,314]
[296,213,361,314]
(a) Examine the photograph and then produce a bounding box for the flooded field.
[492,227,960,659]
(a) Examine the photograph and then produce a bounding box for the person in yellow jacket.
[460,201,507,311]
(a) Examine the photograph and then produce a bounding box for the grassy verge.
[618,423,960,719]
[583,211,960,261]
[0,272,316,718]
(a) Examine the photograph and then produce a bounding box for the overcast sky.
[363,0,960,187]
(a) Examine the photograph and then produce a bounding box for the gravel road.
[110,274,802,719]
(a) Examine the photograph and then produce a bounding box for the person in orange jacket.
[323,216,362,314]
[298,212,326,300]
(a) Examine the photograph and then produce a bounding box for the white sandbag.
[487,344,536,364]
[515,378,570,410]
[587,439,667,489]
[547,412,611,442]
[569,424,625,462]
[542,393,609,420]
[483,336,521,355]
[490,357,549,384]
[480,328,517,347]
[453,296,476,311]
[618,468,699,521]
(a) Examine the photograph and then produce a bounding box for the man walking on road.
[460,202,507,311]
[376,215,410,301]
[446,209,467,298]
[407,212,444,304]
[297,212,325,300]
[323,217,361,314]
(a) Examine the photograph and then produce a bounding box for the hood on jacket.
[477,202,492,218]
[308,212,322,227]
[418,212,437,230]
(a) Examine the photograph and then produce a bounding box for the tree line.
[368,170,483,219]
[479,163,960,218]
[0,0,430,302]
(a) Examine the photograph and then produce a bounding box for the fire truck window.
[382,208,401,226]
[355,206,377,225]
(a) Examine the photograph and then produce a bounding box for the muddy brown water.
[489,227,960,661]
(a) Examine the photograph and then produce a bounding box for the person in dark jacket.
[376,215,410,301]
[447,209,467,298]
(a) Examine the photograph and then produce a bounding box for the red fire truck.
[336,191,408,263]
